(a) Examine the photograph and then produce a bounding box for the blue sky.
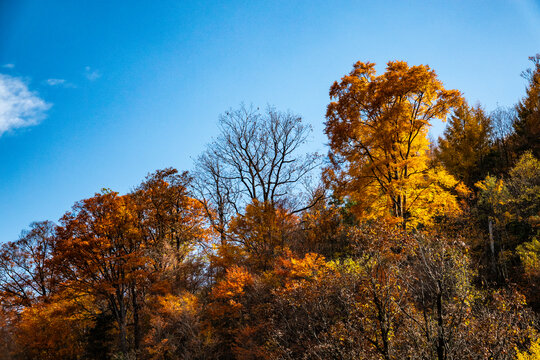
[1,0,539,242]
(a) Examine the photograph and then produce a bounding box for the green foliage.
[476,152,539,236]
[507,152,540,225]
[517,238,540,277]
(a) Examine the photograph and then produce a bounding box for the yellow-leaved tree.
[325,60,464,228]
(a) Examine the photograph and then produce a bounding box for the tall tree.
[325,60,463,227]
[54,191,146,355]
[489,106,516,174]
[193,148,238,244]
[474,152,540,284]
[132,168,209,271]
[195,105,321,272]
[514,54,540,158]
[194,105,320,223]
[436,103,492,188]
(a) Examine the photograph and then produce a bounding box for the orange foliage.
[14,295,93,360]
[229,200,298,270]
[275,250,328,280]
[211,265,254,308]
[143,292,202,359]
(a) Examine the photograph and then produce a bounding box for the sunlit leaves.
[325,60,463,227]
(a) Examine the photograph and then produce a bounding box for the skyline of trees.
[0,55,538,359]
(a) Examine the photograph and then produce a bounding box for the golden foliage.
[517,338,540,360]
[143,292,202,360]
[325,60,463,227]
[15,295,94,360]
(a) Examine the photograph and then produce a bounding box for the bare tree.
[193,104,321,241]
[490,106,515,143]
[0,221,57,308]
[193,148,239,244]
[490,106,517,173]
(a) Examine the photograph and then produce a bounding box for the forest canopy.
[0,57,539,360]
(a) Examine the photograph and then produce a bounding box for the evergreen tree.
[514,54,540,158]
[436,103,492,188]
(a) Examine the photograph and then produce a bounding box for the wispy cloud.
[45,78,76,88]
[517,0,540,43]
[84,66,101,81]
[2,64,15,69]
[46,78,65,86]
[0,74,51,136]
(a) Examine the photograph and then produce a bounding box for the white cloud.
[45,78,76,88]
[2,64,15,69]
[84,66,101,81]
[0,74,51,136]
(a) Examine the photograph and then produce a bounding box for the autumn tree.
[325,60,463,228]
[399,233,475,360]
[436,103,493,188]
[131,169,210,358]
[228,200,299,271]
[143,292,205,360]
[505,152,540,230]
[475,152,540,284]
[54,191,147,356]
[514,54,540,158]
[131,168,209,291]
[266,221,414,360]
[294,191,354,258]
[14,294,95,360]
[402,235,535,360]
[205,264,263,359]
[195,105,321,276]
[54,169,210,357]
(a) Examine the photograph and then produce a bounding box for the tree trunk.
[114,292,129,356]
[436,281,445,360]
[119,313,128,356]
[488,217,497,276]
[132,286,141,350]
